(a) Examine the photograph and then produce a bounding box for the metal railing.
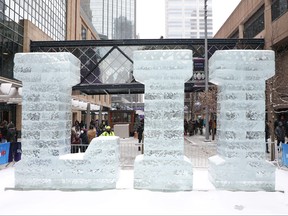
[184,141,217,168]
[70,138,216,169]
[71,139,286,169]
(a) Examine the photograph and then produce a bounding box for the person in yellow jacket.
[100,126,115,136]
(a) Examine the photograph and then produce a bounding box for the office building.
[165,0,213,39]
[0,0,110,130]
[214,0,288,140]
[89,0,136,39]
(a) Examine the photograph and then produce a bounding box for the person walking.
[137,123,144,144]
[6,122,17,162]
[275,121,285,151]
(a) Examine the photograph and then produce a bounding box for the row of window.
[271,0,288,21]
[0,0,66,78]
[167,32,213,38]
[167,9,213,16]
[241,0,288,38]
[90,0,136,39]
[1,0,66,41]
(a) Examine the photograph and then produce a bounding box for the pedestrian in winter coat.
[275,121,285,150]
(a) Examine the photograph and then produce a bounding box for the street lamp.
[204,0,210,141]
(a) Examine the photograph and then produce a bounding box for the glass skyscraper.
[165,0,213,38]
[90,0,136,39]
[0,0,66,78]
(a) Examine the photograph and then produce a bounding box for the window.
[272,0,288,21]
[244,5,264,38]
[81,25,87,40]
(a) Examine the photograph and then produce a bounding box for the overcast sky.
[136,0,241,39]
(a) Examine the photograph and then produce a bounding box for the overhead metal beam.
[31,38,265,95]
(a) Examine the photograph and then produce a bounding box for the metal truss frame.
[30,38,264,95]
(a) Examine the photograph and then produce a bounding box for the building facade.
[0,0,111,131]
[165,0,213,39]
[89,0,136,39]
[164,0,212,120]
[214,0,288,133]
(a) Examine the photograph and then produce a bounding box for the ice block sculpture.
[13,53,120,190]
[208,50,276,191]
[65,136,120,190]
[133,50,193,191]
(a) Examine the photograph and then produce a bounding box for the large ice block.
[208,50,276,191]
[13,52,120,190]
[133,50,193,191]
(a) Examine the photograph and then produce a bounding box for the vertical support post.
[208,50,276,191]
[133,50,194,191]
[13,52,80,189]
[204,0,210,141]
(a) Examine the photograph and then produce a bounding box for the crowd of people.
[184,118,213,136]
[70,120,116,152]
[2,114,286,158]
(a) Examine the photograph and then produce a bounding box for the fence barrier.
[70,138,217,169]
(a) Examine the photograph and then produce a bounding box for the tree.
[265,18,288,160]
[198,85,217,139]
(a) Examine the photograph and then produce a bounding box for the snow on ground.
[0,166,288,215]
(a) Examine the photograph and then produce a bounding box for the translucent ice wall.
[133,50,193,191]
[208,50,276,191]
[13,53,120,190]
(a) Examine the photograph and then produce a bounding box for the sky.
[136,0,241,39]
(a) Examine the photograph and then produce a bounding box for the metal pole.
[204,0,210,141]
[86,102,90,129]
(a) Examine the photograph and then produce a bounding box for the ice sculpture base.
[134,155,193,191]
[208,155,276,191]
[15,136,120,190]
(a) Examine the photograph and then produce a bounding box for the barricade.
[282,143,288,166]
[0,142,10,165]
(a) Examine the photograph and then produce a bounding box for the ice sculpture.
[208,50,276,191]
[133,50,193,191]
[13,53,120,190]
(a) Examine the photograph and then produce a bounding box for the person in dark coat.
[6,122,17,162]
[80,129,89,144]
[0,120,8,143]
[137,123,144,144]
[275,121,285,151]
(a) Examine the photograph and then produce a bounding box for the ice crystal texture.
[133,50,193,191]
[13,53,120,190]
[208,50,276,191]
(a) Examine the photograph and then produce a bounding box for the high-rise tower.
[90,0,136,39]
[165,0,213,38]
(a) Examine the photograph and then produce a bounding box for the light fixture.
[90,104,100,111]
[79,101,87,110]
[7,87,22,104]
[0,83,12,95]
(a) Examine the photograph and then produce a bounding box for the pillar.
[13,52,80,189]
[133,50,193,191]
[208,50,276,191]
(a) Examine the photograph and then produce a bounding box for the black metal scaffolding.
[30,38,265,95]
